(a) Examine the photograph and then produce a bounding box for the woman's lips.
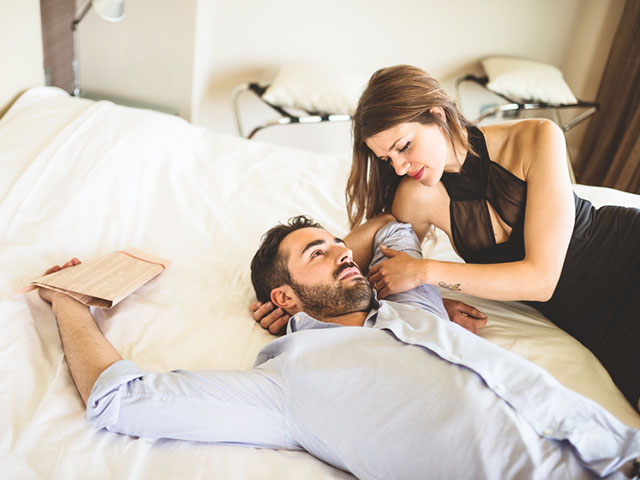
[410,167,424,180]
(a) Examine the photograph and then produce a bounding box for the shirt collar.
[286,305,383,334]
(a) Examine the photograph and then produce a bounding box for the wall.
[191,0,625,157]
[0,0,45,116]
[77,0,197,118]
[77,0,625,157]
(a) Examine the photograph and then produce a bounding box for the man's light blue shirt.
[87,222,640,479]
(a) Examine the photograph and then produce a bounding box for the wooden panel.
[40,0,75,93]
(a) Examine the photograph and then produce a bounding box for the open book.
[29,248,170,308]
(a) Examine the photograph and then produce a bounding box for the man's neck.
[320,311,368,327]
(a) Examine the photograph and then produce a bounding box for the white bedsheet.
[1,87,638,479]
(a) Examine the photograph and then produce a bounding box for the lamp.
[71,0,125,96]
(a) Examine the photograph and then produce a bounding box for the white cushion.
[482,57,578,105]
[262,64,367,115]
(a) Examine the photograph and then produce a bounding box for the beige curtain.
[574,0,640,194]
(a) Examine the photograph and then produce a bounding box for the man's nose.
[336,245,353,264]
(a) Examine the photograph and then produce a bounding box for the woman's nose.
[392,157,410,176]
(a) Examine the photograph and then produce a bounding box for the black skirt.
[529,196,640,409]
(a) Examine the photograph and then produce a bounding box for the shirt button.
[543,428,554,436]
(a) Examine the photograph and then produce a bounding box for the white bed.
[1,87,639,479]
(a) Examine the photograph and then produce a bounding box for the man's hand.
[38,258,81,304]
[442,298,487,334]
[249,301,290,335]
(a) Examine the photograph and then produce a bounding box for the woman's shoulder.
[480,119,564,178]
[392,177,448,227]
[482,118,563,146]
[394,176,440,204]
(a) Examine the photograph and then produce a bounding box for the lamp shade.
[93,0,125,22]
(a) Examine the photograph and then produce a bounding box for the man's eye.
[399,142,410,153]
[311,250,324,258]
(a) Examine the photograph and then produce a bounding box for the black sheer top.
[440,127,527,264]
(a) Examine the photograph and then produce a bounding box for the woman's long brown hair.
[347,65,474,229]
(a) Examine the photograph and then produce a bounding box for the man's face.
[279,227,375,319]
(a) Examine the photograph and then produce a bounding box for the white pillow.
[262,64,367,115]
[481,57,578,105]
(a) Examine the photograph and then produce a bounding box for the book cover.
[29,248,171,308]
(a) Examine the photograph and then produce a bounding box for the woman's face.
[365,120,460,187]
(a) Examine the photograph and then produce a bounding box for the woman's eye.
[399,142,410,153]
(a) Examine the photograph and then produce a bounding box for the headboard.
[0,0,45,117]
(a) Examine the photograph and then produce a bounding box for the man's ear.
[270,285,302,315]
[429,107,446,122]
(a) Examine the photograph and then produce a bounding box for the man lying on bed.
[250,221,488,336]
[38,215,640,479]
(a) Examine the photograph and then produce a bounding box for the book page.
[30,249,169,308]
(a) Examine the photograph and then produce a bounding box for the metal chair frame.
[454,75,599,182]
[231,83,351,139]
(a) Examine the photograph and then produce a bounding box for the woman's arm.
[391,177,440,242]
[370,120,575,302]
[344,213,397,273]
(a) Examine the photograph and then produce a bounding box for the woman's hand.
[249,301,290,335]
[367,245,427,298]
[442,298,487,334]
[38,258,81,304]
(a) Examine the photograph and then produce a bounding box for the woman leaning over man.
[254,64,640,411]
[349,64,640,411]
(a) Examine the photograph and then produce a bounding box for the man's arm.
[49,292,122,404]
[36,259,122,404]
[367,221,487,331]
[40,279,288,448]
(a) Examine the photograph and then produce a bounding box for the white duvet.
[1,87,638,479]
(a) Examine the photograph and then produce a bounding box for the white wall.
[77,0,197,118]
[191,0,624,156]
[77,0,625,157]
[0,0,45,116]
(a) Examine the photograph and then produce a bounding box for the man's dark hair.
[251,215,323,303]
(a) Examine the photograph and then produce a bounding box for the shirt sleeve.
[371,221,448,319]
[86,359,291,449]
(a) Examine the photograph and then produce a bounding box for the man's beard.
[289,263,378,319]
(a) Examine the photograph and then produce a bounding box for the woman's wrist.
[420,258,434,285]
